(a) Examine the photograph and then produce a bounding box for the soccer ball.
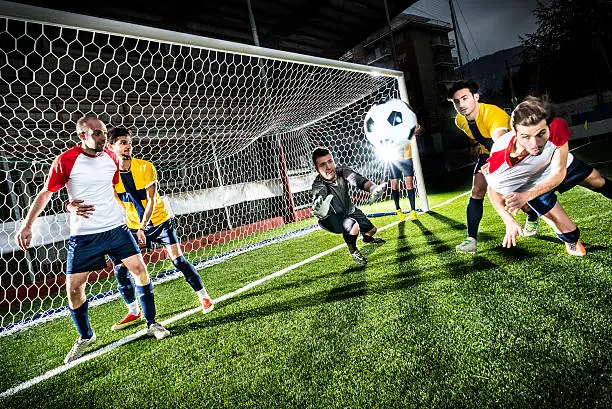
[363,98,417,155]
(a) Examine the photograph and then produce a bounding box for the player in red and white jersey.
[484,97,611,256]
[16,115,170,364]
[485,117,574,196]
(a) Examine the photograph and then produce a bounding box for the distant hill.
[461,46,524,97]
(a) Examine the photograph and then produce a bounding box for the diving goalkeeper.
[311,147,386,265]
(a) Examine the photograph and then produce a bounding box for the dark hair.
[107,127,132,145]
[447,80,479,99]
[511,96,555,129]
[311,146,331,166]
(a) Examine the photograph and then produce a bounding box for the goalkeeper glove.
[368,183,386,204]
[313,194,334,219]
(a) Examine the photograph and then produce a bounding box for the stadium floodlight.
[0,0,429,334]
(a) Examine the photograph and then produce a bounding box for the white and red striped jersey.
[45,146,126,236]
[485,118,574,195]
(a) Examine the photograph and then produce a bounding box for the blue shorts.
[528,158,594,215]
[132,219,180,250]
[388,158,414,180]
[474,154,489,175]
[66,225,140,274]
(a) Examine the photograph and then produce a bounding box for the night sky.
[406,0,543,60]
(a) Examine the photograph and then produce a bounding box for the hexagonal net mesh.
[0,13,426,334]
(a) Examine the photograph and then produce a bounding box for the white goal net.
[0,2,428,335]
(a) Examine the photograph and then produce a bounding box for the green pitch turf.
[0,139,610,409]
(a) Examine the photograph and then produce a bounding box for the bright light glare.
[374,142,402,164]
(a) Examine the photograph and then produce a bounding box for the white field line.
[0,191,469,399]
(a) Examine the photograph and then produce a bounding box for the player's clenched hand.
[368,183,386,204]
[136,229,147,246]
[503,191,529,213]
[313,194,333,219]
[502,220,523,248]
[15,225,33,251]
[67,200,95,218]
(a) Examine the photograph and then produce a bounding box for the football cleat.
[64,333,97,364]
[456,237,477,254]
[146,322,170,340]
[565,240,586,257]
[524,219,539,237]
[111,311,142,331]
[350,249,367,265]
[201,297,215,314]
[409,210,417,221]
[396,209,406,221]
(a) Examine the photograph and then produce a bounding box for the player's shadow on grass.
[167,267,481,334]
[413,220,453,253]
[359,238,385,259]
[426,210,467,231]
[393,221,415,264]
[486,243,539,259]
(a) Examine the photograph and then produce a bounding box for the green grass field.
[0,138,610,409]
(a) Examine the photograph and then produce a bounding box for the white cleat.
[64,333,97,364]
[146,322,170,340]
[456,237,477,254]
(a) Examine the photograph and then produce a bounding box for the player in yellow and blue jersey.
[107,127,214,330]
[448,80,540,253]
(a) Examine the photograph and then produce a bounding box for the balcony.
[431,38,456,48]
[433,55,458,67]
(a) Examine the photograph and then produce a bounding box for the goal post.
[0,0,429,335]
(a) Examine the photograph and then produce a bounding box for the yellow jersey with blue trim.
[454,102,510,155]
[114,157,170,229]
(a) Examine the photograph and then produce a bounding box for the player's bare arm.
[137,183,158,244]
[15,190,53,251]
[488,186,523,248]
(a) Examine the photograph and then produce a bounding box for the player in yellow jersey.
[448,80,539,253]
[106,127,214,329]
[388,125,423,221]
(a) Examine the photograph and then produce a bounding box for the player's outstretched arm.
[15,190,53,251]
[504,144,569,213]
[488,186,523,248]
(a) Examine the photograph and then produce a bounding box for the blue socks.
[392,188,416,211]
[114,265,136,305]
[136,282,156,325]
[172,256,203,292]
[557,228,580,243]
[391,189,400,210]
[407,188,416,211]
[466,197,484,239]
[525,208,539,222]
[69,301,93,339]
